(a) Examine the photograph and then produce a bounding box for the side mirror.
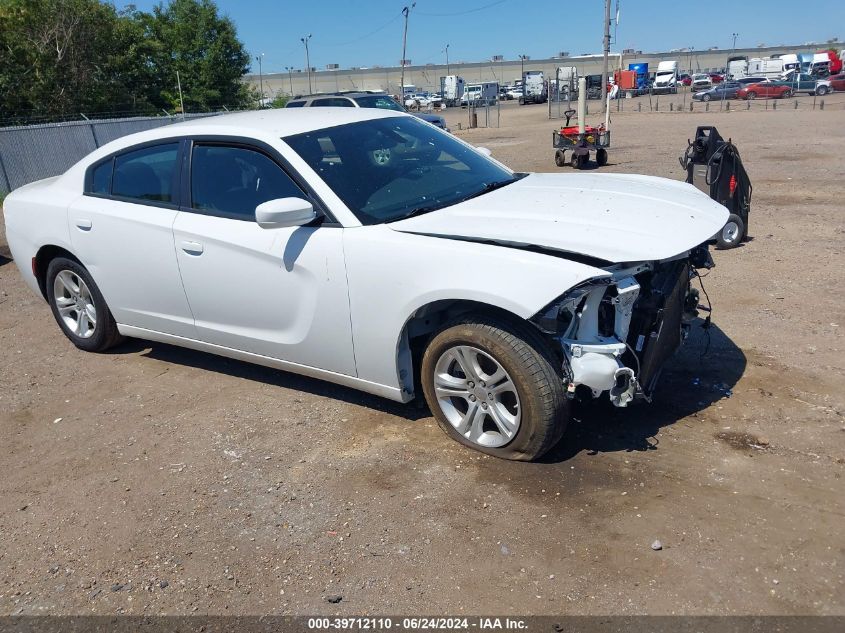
[476,147,492,157]
[255,197,317,229]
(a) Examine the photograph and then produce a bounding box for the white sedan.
[3,108,728,461]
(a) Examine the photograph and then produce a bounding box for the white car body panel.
[343,225,608,395]
[69,194,197,338]
[3,108,726,410]
[172,213,356,376]
[390,172,728,264]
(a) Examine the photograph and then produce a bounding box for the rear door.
[171,140,355,375]
[69,140,197,338]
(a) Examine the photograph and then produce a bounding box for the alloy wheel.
[53,270,97,338]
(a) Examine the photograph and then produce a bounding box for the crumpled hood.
[389,172,729,263]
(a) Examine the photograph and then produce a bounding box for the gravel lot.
[1,94,843,616]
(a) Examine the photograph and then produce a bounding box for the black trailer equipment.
[680,126,752,249]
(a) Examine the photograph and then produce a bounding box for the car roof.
[58,108,408,184]
[158,107,404,138]
[290,91,390,100]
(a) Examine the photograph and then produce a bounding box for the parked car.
[679,73,692,86]
[691,73,713,90]
[286,91,448,130]
[734,76,770,86]
[774,73,832,95]
[692,81,742,101]
[827,72,845,91]
[3,109,729,461]
[506,87,524,100]
[709,73,725,84]
[736,82,793,99]
[499,86,514,100]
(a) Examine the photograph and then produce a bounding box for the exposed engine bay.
[531,245,713,407]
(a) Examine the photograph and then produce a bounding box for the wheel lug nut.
[488,393,493,399]
[481,402,488,409]
[469,395,476,402]
[467,381,474,388]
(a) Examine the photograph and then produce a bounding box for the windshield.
[354,95,404,111]
[284,116,516,225]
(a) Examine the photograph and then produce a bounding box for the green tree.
[142,0,253,112]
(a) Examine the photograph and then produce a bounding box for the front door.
[172,142,356,376]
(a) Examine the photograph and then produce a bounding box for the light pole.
[445,43,450,75]
[732,32,738,50]
[255,53,264,107]
[301,34,312,94]
[284,66,294,95]
[601,0,611,111]
[400,3,415,99]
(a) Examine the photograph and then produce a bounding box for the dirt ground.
[1,93,843,617]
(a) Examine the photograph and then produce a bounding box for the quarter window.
[190,145,304,220]
[112,143,179,203]
[91,159,112,194]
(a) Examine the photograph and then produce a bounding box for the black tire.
[46,257,123,352]
[518,97,525,105]
[571,153,587,169]
[554,150,567,167]
[421,316,569,461]
[816,86,829,96]
[746,91,757,100]
[781,89,793,99]
[596,148,608,167]
[702,94,711,102]
[716,213,745,249]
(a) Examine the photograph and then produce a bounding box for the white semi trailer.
[440,75,465,107]
[651,61,678,94]
[520,70,547,105]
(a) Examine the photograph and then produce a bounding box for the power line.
[326,11,404,48]
[415,0,508,17]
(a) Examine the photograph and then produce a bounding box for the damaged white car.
[3,109,728,460]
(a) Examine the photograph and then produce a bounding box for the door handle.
[74,218,92,231]
[180,240,204,255]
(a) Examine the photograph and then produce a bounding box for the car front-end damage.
[530,245,713,407]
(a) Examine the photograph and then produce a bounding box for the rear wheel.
[554,150,567,167]
[702,94,711,102]
[746,91,757,99]
[596,148,608,167]
[421,317,569,461]
[46,257,123,352]
[816,85,829,96]
[571,153,587,169]
[716,213,745,249]
[782,89,793,98]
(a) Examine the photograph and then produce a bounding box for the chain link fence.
[0,113,218,196]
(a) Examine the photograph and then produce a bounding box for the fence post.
[689,101,693,112]
[812,95,816,110]
[726,101,730,111]
[820,99,824,111]
[670,102,673,111]
[773,100,777,110]
[705,102,709,112]
[0,150,12,194]
[89,122,101,148]
[794,99,798,109]
[638,102,641,112]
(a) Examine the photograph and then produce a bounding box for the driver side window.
[190,144,304,220]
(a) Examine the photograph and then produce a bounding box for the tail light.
[31,257,37,276]
[729,174,737,196]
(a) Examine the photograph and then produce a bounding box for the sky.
[120,0,844,74]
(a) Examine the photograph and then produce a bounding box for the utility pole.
[285,66,294,95]
[176,70,185,118]
[445,43,450,75]
[256,53,264,107]
[400,4,416,99]
[601,0,611,110]
[301,34,312,93]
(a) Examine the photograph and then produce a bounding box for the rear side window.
[311,98,355,107]
[286,100,306,107]
[112,143,179,203]
[191,145,304,220]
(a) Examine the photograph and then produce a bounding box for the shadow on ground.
[116,318,745,461]
[541,320,746,463]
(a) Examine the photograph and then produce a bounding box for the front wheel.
[421,318,569,461]
[746,91,757,100]
[702,94,711,102]
[816,86,829,96]
[781,89,793,98]
[554,149,567,167]
[46,257,123,352]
